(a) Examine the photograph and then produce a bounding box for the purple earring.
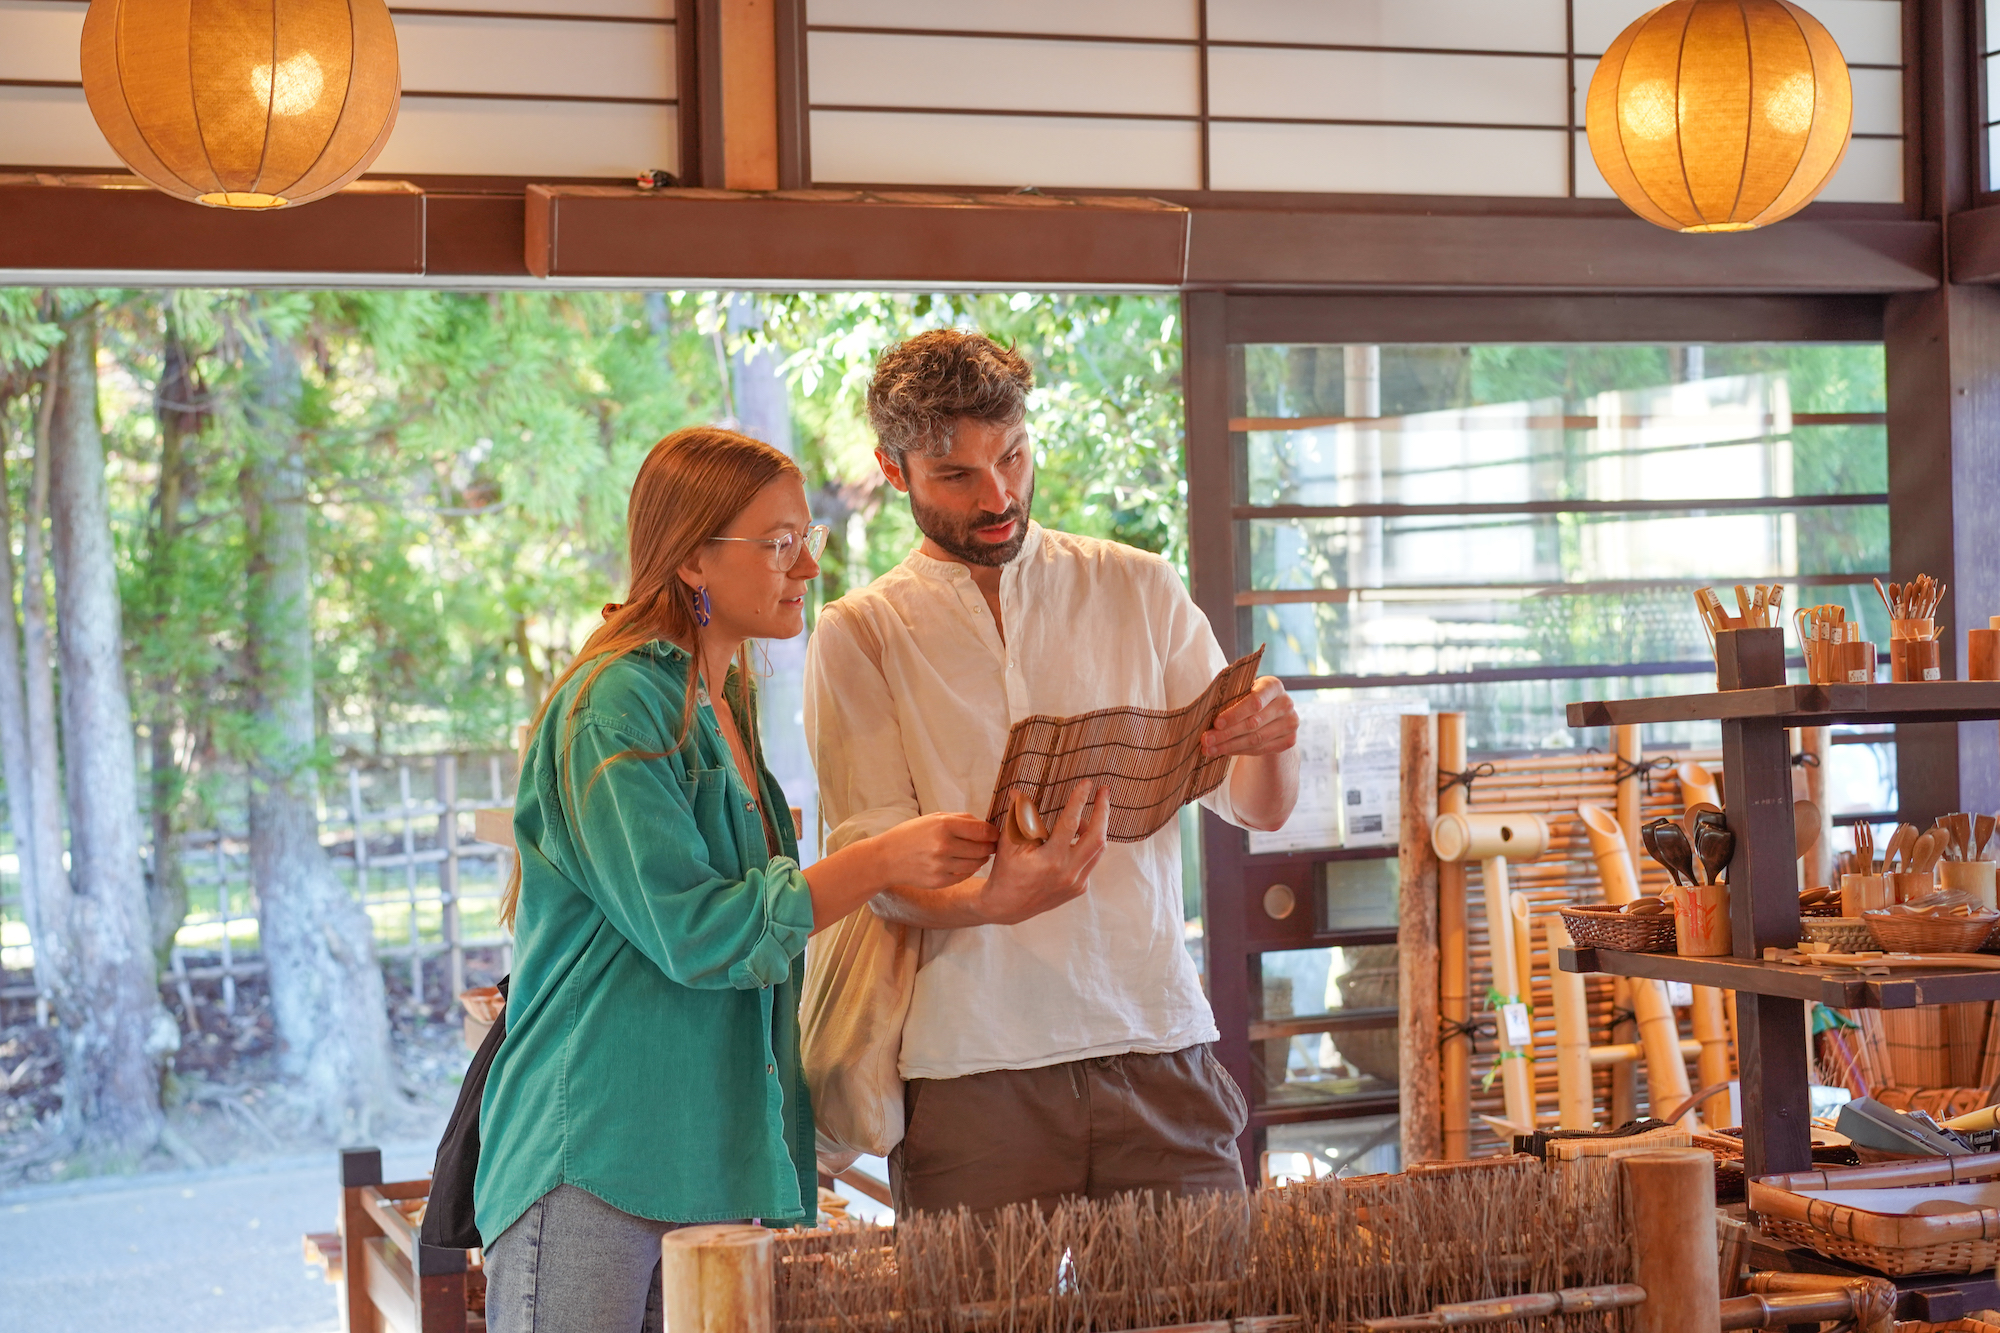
[694,586,712,627]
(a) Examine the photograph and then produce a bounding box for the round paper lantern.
[1586,0,1852,232]
[80,0,400,210]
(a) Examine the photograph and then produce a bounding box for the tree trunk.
[0,392,42,960]
[242,317,393,1135]
[20,348,72,1004]
[143,325,197,964]
[46,306,168,1160]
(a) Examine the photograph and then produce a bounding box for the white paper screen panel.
[372,101,677,179]
[397,15,673,103]
[811,110,1201,190]
[1213,123,1567,196]
[808,31,1197,116]
[1207,0,1567,53]
[0,0,675,177]
[1209,47,1566,126]
[809,0,1197,39]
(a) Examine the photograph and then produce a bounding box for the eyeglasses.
[708,523,830,572]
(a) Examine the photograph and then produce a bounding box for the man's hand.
[1203,676,1299,758]
[970,781,1112,925]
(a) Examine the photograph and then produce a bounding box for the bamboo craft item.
[1416,722,1724,1156]
[1436,715,1472,1162]
[1397,715,1443,1165]
[665,1225,776,1333]
[1433,811,1549,1136]
[1623,1150,1721,1333]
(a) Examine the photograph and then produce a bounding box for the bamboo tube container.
[1545,915,1595,1129]
[662,1225,774,1333]
[1579,804,1695,1123]
[1677,761,1720,812]
[1621,1149,1721,1333]
[1437,712,1471,1159]
[1800,726,1834,888]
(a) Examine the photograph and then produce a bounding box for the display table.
[1557,628,2000,1178]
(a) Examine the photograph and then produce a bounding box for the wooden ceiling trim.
[0,175,426,274]
[522,185,1191,284]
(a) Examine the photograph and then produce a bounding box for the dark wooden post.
[1715,630,1812,1178]
[1397,714,1441,1164]
[340,1147,385,1333]
[1886,0,2000,824]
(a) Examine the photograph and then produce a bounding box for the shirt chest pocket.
[678,766,747,879]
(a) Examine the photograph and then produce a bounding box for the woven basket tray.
[1559,905,1677,954]
[1802,918,1878,952]
[1865,911,1999,953]
[1750,1158,2000,1276]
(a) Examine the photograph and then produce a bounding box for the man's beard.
[909,476,1035,567]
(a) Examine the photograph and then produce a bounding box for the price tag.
[1666,981,1694,1006]
[1502,1002,1532,1047]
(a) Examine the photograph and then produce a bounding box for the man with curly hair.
[804,329,1300,1214]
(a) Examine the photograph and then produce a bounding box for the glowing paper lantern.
[1586,0,1852,232]
[81,0,400,210]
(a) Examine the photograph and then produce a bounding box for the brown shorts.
[888,1043,1249,1215]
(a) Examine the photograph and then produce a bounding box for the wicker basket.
[1749,1158,2000,1276]
[1802,918,1878,952]
[1333,946,1399,1085]
[1559,904,1677,954]
[1864,910,1999,954]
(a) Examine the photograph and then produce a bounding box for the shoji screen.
[803,0,1905,202]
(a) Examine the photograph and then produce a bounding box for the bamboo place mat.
[986,648,1263,843]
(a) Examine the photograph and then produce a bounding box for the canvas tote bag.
[800,904,917,1172]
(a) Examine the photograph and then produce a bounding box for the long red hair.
[499,427,802,929]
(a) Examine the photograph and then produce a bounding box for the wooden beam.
[522,186,1191,284]
[1185,209,1938,293]
[0,175,424,275]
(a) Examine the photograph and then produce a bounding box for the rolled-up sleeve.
[804,604,923,853]
[562,716,813,990]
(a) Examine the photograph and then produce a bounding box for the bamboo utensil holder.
[1969,618,2000,681]
[1672,883,1732,957]
[1938,861,1998,911]
[1892,636,1942,683]
[1886,870,1936,905]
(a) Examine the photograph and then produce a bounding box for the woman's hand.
[866,812,1000,889]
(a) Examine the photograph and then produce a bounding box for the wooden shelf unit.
[1556,629,2000,1178]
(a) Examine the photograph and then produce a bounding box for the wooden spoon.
[1794,799,1823,860]
[1906,830,1938,876]
[1977,813,1996,861]
[1683,800,1724,849]
[1695,821,1735,887]
[1652,820,1699,890]
[1884,823,1919,872]
[1011,791,1048,844]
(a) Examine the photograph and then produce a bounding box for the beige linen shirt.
[803,523,1245,1080]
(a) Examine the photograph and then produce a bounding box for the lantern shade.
[1586,0,1852,233]
[81,0,400,210]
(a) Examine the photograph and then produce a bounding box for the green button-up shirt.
[475,641,817,1244]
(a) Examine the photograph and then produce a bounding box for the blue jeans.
[485,1185,669,1333]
